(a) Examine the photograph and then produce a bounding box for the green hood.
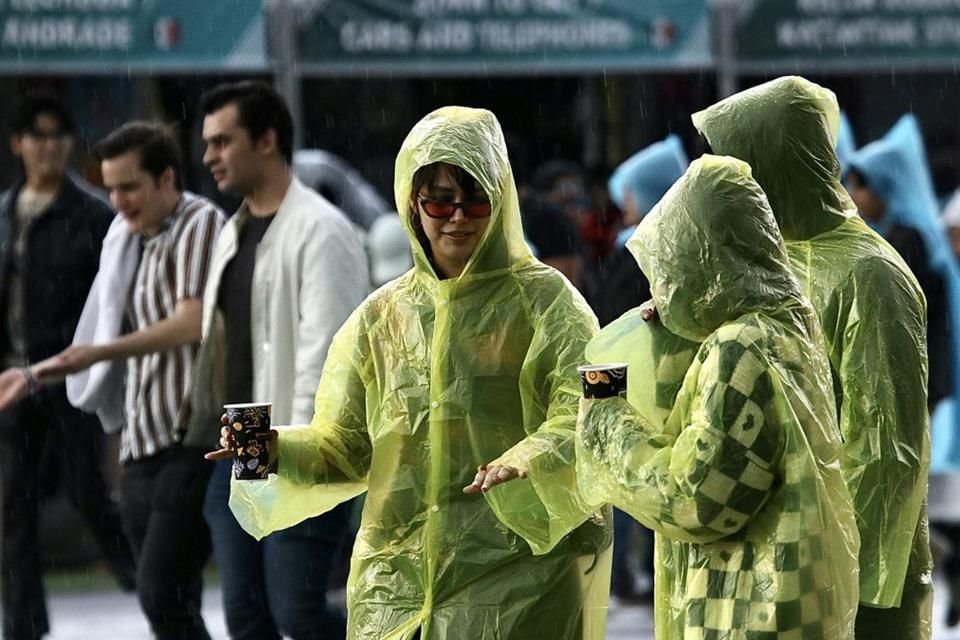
[692,76,854,241]
[393,106,533,282]
[627,154,801,342]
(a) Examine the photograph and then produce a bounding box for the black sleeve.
[887,225,953,407]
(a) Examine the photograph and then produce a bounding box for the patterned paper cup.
[224,402,273,481]
[577,364,628,399]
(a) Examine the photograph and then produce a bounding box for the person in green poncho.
[208,106,611,640]
[692,76,932,639]
[577,154,860,639]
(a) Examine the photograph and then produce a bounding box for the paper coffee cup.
[577,364,628,399]
[224,402,273,481]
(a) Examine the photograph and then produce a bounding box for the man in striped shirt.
[24,122,225,639]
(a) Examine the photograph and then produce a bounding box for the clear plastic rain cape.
[229,106,611,640]
[608,134,689,249]
[577,154,860,638]
[608,134,689,213]
[694,76,932,636]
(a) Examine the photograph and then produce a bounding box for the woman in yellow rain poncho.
[693,76,932,639]
[220,106,611,640]
[576,154,860,639]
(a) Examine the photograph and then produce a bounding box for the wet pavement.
[16,572,960,639]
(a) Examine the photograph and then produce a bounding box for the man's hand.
[33,345,102,381]
[463,464,528,494]
[639,300,659,323]
[0,368,30,411]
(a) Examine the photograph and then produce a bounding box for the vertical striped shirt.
[120,192,224,461]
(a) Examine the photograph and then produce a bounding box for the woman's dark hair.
[411,162,485,200]
[94,121,183,190]
[408,163,487,266]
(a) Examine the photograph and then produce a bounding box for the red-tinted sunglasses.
[417,196,492,219]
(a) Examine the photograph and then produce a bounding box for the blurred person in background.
[195,81,367,640]
[0,96,134,640]
[578,170,623,303]
[521,159,585,287]
[595,134,688,328]
[933,197,960,627]
[1,120,225,639]
[695,76,932,639]
[847,114,960,629]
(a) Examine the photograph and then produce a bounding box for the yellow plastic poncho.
[229,106,612,640]
[694,76,932,637]
[576,155,860,639]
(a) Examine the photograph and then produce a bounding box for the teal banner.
[0,0,266,72]
[735,0,960,68]
[297,0,711,74]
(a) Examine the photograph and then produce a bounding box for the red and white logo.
[154,17,182,50]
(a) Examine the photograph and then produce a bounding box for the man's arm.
[32,298,202,382]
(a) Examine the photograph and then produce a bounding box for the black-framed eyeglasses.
[417,196,492,219]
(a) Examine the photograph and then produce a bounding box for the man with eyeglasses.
[0,96,135,640]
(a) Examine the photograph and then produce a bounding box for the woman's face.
[412,164,491,278]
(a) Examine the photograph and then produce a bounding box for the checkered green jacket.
[578,311,859,639]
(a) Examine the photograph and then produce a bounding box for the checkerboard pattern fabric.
[577,313,858,639]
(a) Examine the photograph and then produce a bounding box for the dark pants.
[611,509,654,597]
[203,459,349,640]
[0,389,135,640]
[120,446,214,640]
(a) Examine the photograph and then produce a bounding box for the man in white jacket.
[196,81,368,640]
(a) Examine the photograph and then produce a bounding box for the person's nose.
[202,146,216,167]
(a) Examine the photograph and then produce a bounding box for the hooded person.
[222,106,612,640]
[593,135,689,327]
[693,76,932,638]
[608,134,690,249]
[576,154,860,639]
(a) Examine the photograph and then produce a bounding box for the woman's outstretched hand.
[463,464,527,494]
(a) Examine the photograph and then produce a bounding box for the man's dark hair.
[9,96,75,136]
[200,81,293,163]
[94,122,183,191]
